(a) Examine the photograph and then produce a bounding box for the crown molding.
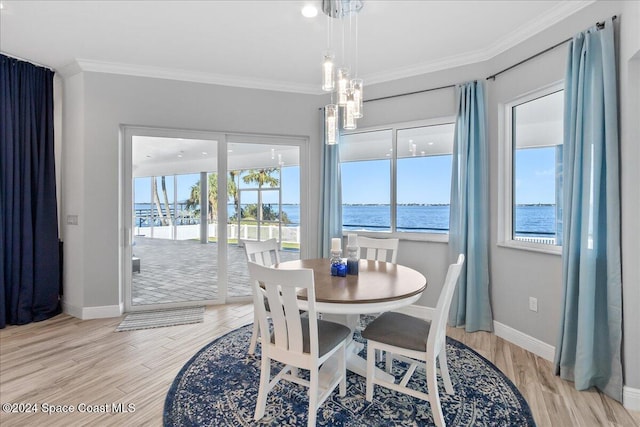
[363,0,596,86]
[56,0,595,93]
[482,0,595,59]
[61,59,323,95]
[364,49,490,86]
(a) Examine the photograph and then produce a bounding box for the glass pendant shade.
[337,68,350,106]
[351,79,363,118]
[322,51,335,92]
[325,104,339,144]
[343,90,357,130]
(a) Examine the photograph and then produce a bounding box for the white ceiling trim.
[57,0,595,92]
[61,59,322,95]
[482,0,595,60]
[366,0,595,86]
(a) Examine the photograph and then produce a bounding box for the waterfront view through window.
[511,89,564,245]
[129,133,304,307]
[340,123,455,234]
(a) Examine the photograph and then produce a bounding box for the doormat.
[115,307,205,332]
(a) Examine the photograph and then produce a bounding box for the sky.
[341,156,453,205]
[135,147,556,206]
[514,146,557,204]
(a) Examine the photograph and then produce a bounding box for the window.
[340,120,454,238]
[501,85,563,252]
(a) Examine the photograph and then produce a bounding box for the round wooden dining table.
[275,258,427,380]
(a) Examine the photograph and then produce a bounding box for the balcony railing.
[134,223,301,247]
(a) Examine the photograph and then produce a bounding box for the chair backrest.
[243,238,281,266]
[427,254,465,356]
[357,236,399,263]
[247,262,319,357]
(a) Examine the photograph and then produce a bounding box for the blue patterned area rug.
[164,319,536,426]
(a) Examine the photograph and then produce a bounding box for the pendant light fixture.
[322,0,363,144]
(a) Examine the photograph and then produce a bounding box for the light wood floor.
[1,303,638,427]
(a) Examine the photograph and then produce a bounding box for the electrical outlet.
[529,297,538,312]
[66,215,79,225]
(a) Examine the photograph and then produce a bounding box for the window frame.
[498,81,563,255]
[341,117,455,243]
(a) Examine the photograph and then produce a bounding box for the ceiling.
[0,0,593,94]
[1,1,578,177]
[133,136,301,177]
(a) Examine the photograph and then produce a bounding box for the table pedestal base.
[321,313,395,383]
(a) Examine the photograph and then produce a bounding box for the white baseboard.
[493,321,556,362]
[398,305,556,362]
[62,301,84,319]
[624,385,640,411]
[387,305,640,411]
[63,301,123,320]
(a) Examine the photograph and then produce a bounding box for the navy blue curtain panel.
[0,54,61,328]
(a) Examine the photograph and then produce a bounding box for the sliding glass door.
[122,128,307,311]
[129,135,220,308]
[225,138,302,301]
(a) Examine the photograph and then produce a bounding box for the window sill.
[497,240,562,256]
[342,230,449,244]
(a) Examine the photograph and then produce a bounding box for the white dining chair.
[356,236,400,362]
[357,236,399,263]
[242,239,280,354]
[362,254,465,427]
[248,261,350,427]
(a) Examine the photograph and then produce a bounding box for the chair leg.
[254,355,270,421]
[308,368,319,427]
[426,358,445,427]
[339,344,347,397]
[439,346,454,395]
[385,351,393,373]
[249,313,259,355]
[366,343,375,401]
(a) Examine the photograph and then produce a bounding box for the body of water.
[341,204,555,237]
[134,203,556,238]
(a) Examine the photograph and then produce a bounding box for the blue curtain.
[319,115,342,257]
[554,19,623,402]
[448,81,493,332]
[0,54,61,329]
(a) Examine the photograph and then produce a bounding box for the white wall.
[619,0,640,400]
[61,72,85,317]
[61,72,322,311]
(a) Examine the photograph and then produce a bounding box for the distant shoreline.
[135,202,556,207]
[335,203,555,207]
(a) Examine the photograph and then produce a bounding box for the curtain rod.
[1,51,55,71]
[486,15,617,81]
[363,84,456,103]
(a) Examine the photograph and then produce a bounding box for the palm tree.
[228,170,240,220]
[242,168,280,222]
[160,176,173,226]
[186,174,218,221]
[242,168,279,189]
[153,177,171,226]
[185,172,242,222]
